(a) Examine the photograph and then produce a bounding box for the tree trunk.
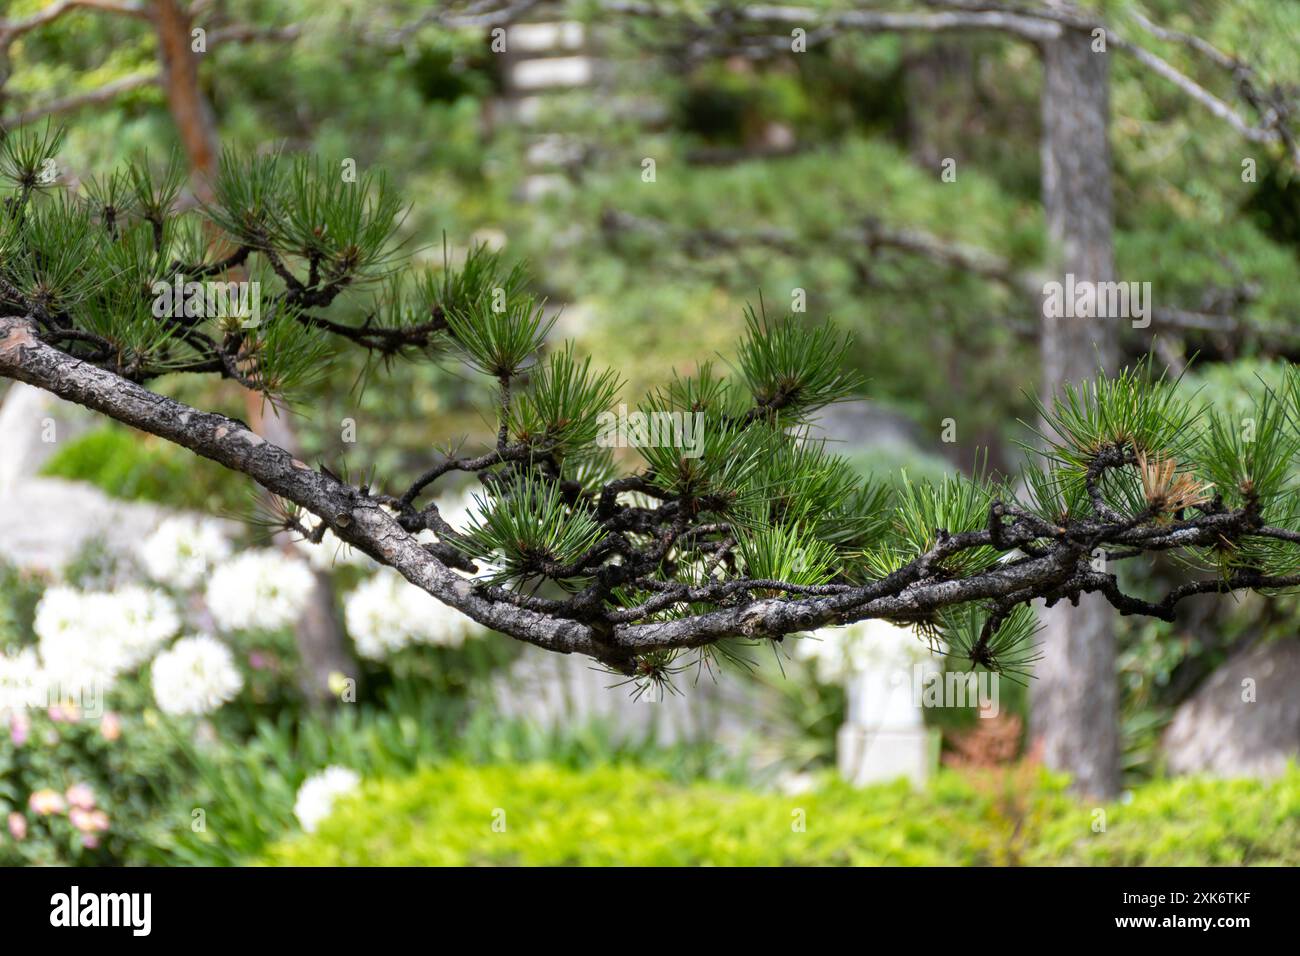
[1031,27,1121,799]
[151,0,218,199]
[902,42,971,172]
[150,1,357,706]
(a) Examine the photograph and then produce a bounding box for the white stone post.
[835,620,941,787]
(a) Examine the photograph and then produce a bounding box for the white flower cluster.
[343,568,482,660]
[34,585,180,694]
[151,635,244,716]
[0,647,47,712]
[794,618,940,684]
[4,545,281,718]
[138,516,232,589]
[205,549,315,633]
[293,766,361,833]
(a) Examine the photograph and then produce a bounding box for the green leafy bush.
[40,424,250,514]
[0,698,198,866]
[1028,773,1300,866]
[0,560,43,648]
[260,762,1300,867]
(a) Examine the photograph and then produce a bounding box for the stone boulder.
[0,382,95,491]
[1162,639,1300,778]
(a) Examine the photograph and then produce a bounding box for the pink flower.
[80,834,100,850]
[8,712,29,747]
[49,703,81,724]
[28,789,66,816]
[100,712,122,742]
[6,812,26,841]
[65,783,96,811]
[70,807,109,834]
[249,651,268,671]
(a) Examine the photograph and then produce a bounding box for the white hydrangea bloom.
[293,766,361,833]
[205,550,315,633]
[35,585,180,694]
[138,516,232,589]
[151,635,244,716]
[109,586,185,667]
[343,568,482,660]
[0,647,48,712]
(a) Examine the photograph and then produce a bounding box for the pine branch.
[4,138,1300,681]
[1,72,160,129]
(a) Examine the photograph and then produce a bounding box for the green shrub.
[1025,773,1300,866]
[0,559,43,648]
[41,424,250,514]
[262,762,1300,867]
[0,700,200,866]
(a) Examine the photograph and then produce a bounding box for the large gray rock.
[0,477,178,575]
[809,399,925,452]
[0,381,232,576]
[1162,639,1300,778]
[0,382,95,491]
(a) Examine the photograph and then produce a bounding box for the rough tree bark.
[5,313,1299,674]
[1033,26,1120,799]
[249,402,359,709]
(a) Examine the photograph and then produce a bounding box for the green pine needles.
[455,477,608,589]
[6,124,1300,687]
[735,304,862,423]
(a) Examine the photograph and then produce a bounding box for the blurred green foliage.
[169,703,749,866]
[0,560,43,650]
[262,760,1300,866]
[5,0,1297,471]
[40,423,252,515]
[0,689,199,866]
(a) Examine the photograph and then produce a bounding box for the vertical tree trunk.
[1031,27,1121,799]
[151,0,357,707]
[151,0,218,200]
[902,42,971,172]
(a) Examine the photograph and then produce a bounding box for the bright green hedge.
[261,762,1300,866]
[41,424,249,514]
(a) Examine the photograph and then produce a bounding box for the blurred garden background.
[1,0,1299,866]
